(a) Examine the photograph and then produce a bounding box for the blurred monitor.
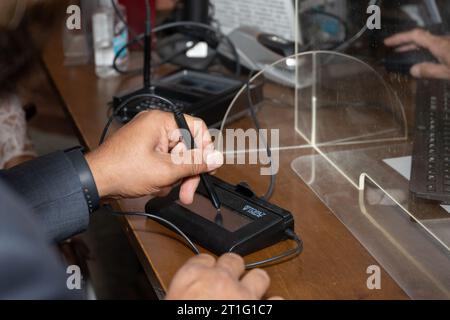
[210,0,299,41]
[434,0,450,30]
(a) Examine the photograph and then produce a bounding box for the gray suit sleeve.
[0,181,84,299]
[0,151,90,242]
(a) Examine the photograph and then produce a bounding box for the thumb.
[169,148,224,180]
[411,62,450,80]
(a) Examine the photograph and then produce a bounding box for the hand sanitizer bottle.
[92,0,116,78]
[112,2,129,70]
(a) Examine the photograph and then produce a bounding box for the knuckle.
[182,256,214,272]
[138,109,160,122]
[223,253,244,265]
[249,268,270,282]
[201,120,208,131]
[145,109,158,116]
[189,253,216,267]
[190,163,203,176]
[134,110,150,120]
[192,116,202,123]
[181,264,203,276]
[193,117,206,130]
[197,253,215,262]
[189,152,205,174]
[215,268,233,283]
[184,114,196,124]
[160,159,173,173]
[413,28,425,37]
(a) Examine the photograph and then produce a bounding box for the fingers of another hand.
[185,253,217,268]
[166,254,217,299]
[385,29,444,59]
[167,254,275,300]
[173,254,216,285]
[240,268,271,299]
[385,29,436,48]
[216,253,246,279]
[411,62,450,80]
[395,43,419,52]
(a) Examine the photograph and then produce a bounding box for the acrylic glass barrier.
[220,51,450,299]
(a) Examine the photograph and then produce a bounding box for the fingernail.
[411,65,421,77]
[206,150,224,170]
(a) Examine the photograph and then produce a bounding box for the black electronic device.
[257,33,296,58]
[410,79,450,203]
[383,23,447,75]
[111,0,246,127]
[155,0,217,71]
[384,49,437,75]
[112,70,246,127]
[173,110,222,211]
[184,0,210,24]
[145,176,296,256]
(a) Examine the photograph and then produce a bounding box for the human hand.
[384,28,450,79]
[85,110,223,203]
[166,253,281,300]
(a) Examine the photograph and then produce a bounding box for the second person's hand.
[166,253,282,300]
[385,28,450,79]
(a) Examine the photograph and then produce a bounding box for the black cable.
[112,209,302,269]
[244,230,303,269]
[302,9,349,50]
[113,211,201,254]
[332,0,380,52]
[144,0,152,88]
[99,89,300,270]
[156,40,199,67]
[113,35,199,75]
[153,21,240,77]
[246,70,277,201]
[113,21,241,77]
[113,35,143,75]
[99,93,180,145]
[111,0,143,47]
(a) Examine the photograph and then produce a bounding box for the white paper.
[211,0,296,40]
[383,156,412,180]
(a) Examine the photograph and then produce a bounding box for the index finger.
[165,113,213,151]
[384,29,442,57]
[183,253,216,269]
[216,253,246,279]
[240,268,271,299]
[184,114,213,150]
[167,254,216,297]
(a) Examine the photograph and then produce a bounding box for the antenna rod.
[143,0,152,88]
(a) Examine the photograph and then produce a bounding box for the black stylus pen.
[173,112,222,211]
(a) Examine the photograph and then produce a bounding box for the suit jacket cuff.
[0,151,90,242]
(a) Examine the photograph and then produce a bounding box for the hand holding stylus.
[85,110,223,203]
[173,111,222,211]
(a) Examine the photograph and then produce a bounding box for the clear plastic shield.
[220,51,450,299]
